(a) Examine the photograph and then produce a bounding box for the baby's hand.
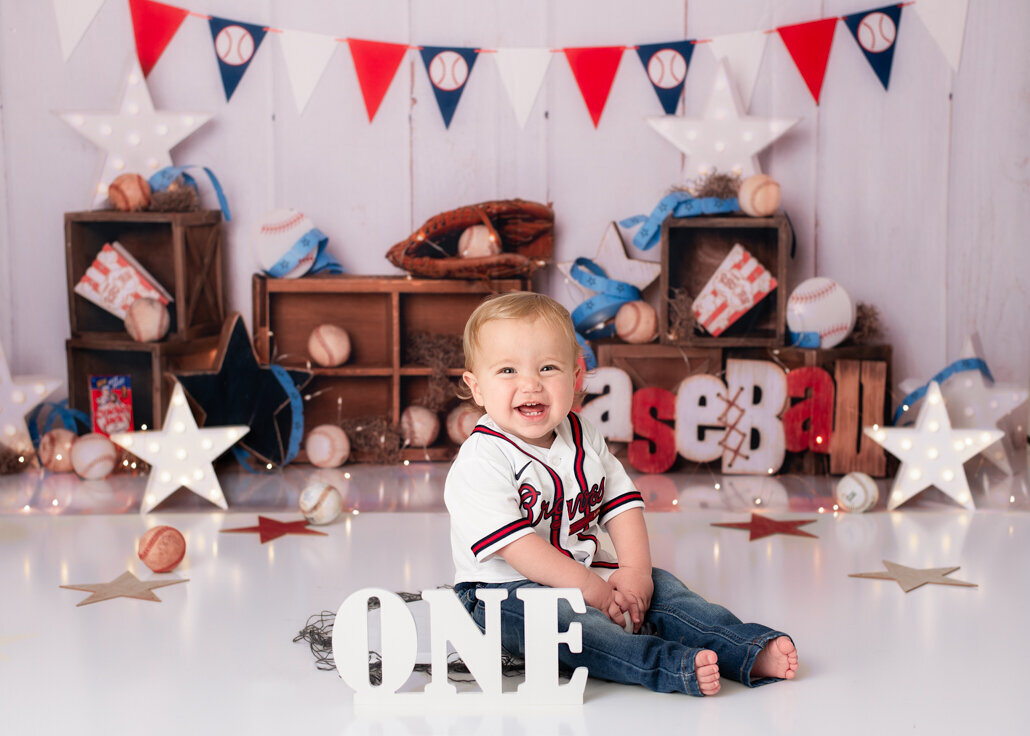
[582,574,628,628]
[608,567,654,632]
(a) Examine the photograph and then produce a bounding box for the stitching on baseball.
[789,283,837,305]
[260,212,306,234]
[820,323,850,339]
[139,528,167,559]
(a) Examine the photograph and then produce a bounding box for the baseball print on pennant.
[636,40,695,114]
[420,46,479,128]
[843,4,904,90]
[208,16,268,101]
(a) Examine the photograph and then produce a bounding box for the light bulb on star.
[57,59,211,207]
[0,339,62,454]
[864,381,1003,510]
[109,382,248,514]
[646,58,798,180]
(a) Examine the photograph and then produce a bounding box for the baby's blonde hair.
[462,292,580,372]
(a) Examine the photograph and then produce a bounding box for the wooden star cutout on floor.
[711,512,818,541]
[60,571,188,607]
[220,516,328,544]
[176,313,311,467]
[848,560,978,593]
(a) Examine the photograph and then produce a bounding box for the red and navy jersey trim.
[472,518,532,557]
[470,425,574,559]
[599,491,644,520]
[567,412,590,502]
[590,560,620,570]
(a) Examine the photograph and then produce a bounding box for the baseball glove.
[386,199,554,279]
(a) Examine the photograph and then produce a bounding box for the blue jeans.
[455,568,789,696]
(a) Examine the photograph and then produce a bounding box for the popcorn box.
[692,243,777,337]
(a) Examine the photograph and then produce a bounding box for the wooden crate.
[66,335,220,432]
[660,214,790,347]
[594,342,723,393]
[252,274,527,462]
[65,210,225,341]
[728,344,893,476]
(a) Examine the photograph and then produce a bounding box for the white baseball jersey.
[445,412,645,585]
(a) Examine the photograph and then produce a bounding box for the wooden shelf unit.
[65,210,225,342]
[252,274,527,462]
[660,213,790,348]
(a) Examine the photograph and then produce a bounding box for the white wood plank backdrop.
[0,0,1027,415]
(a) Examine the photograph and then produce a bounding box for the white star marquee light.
[864,381,1003,511]
[0,339,62,454]
[58,59,211,206]
[110,383,248,514]
[646,59,799,180]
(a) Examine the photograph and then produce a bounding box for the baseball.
[786,277,856,349]
[647,48,688,89]
[299,479,343,525]
[70,432,117,480]
[615,301,658,344]
[215,24,255,66]
[256,209,318,278]
[428,50,469,91]
[835,472,880,513]
[400,405,440,448]
[138,525,187,572]
[108,173,152,211]
[307,324,352,367]
[446,404,482,445]
[458,225,502,258]
[304,424,350,468]
[737,174,781,217]
[124,298,171,342]
[857,12,897,53]
[38,428,77,473]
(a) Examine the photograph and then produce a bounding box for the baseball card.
[89,375,134,436]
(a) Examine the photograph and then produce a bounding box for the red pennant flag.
[128,0,189,77]
[776,18,839,104]
[347,38,410,122]
[563,46,625,128]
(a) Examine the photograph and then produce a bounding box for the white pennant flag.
[53,0,107,61]
[278,29,340,115]
[494,48,553,128]
[912,0,969,71]
[706,30,768,111]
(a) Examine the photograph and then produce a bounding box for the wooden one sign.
[581,358,887,476]
[333,587,587,708]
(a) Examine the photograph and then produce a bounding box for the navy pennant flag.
[636,40,695,114]
[419,46,479,128]
[843,4,904,90]
[209,16,268,101]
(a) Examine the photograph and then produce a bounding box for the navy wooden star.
[175,313,311,466]
[712,513,818,541]
[220,516,328,544]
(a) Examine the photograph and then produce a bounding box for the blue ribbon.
[576,333,598,372]
[149,165,232,222]
[788,330,821,348]
[266,227,344,278]
[620,193,739,251]
[270,364,304,465]
[26,401,91,450]
[891,357,995,426]
[568,258,642,341]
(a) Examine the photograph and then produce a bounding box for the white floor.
[2,463,1029,735]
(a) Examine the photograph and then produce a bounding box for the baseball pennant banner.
[208,16,268,101]
[419,46,479,128]
[844,4,904,90]
[563,46,625,128]
[128,0,188,77]
[636,41,695,114]
[108,1,969,123]
[347,39,410,122]
[776,17,840,104]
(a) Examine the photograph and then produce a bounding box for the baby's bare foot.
[752,636,798,681]
[695,649,720,695]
